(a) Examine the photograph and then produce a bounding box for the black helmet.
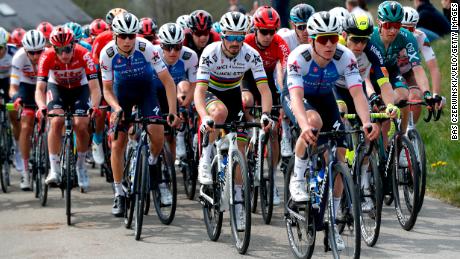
[343,13,374,37]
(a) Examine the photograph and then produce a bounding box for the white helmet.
[330,7,350,22]
[402,6,419,26]
[307,11,341,36]
[22,30,46,51]
[158,23,184,45]
[112,12,140,34]
[0,27,9,46]
[176,15,190,30]
[220,12,249,33]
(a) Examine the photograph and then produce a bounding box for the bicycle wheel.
[37,133,49,206]
[202,156,223,241]
[246,140,258,213]
[0,128,10,193]
[153,145,177,225]
[259,134,274,224]
[332,162,360,259]
[229,150,251,254]
[134,144,148,240]
[182,129,198,200]
[393,135,420,231]
[284,157,316,259]
[355,147,382,247]
[124,146,136,229]
[61,136,73,226]
[407,129,426,213]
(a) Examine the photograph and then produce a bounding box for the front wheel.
[0,128,10,193]
[61,137,74,226]
[134,145,149,240]
[259,134,274,224]
[153,144,177,225]
[406,130,426,213]
[202,156,223,241]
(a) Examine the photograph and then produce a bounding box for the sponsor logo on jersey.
[333,48,344,60]
[212,54,218,62]
[347,59,358,71]
[106,47,114,58]
[245,53,251,62]
[182,51,192,60]
[301,49,311,61]
[139,42,146,51]
[252,54,262,65]
[201,56,213,66]
[289,61,300,73]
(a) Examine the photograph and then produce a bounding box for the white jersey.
[196,41,267,91]
[0,44,17,79]
[287,44,362,95]
[10,48,38,85]
[278,29,300,52]
[398,29,436,74]
[155,46,198,84]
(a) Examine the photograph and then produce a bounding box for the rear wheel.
[246,140,258,213]
[259,134,274,224]
[182,129,197,200]
[134,145,149,240]
[202,156,223,241]
[62,137,73,226]
[153,144,177,225]
[0,128,10,193]
[407,130,426,213]
[37,133,49,206]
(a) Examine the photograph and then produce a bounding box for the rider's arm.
[99,48,121,111]
[349,85,371,125]
[412,65,430,93]
[404,32,430,94]
[426,59,441,95]
[88,79,101,108]
[102,80,121,112]
[157,70,177,115]
[35,51,51,109]
[419,31,442,95]
[251,52,272,114]
[183,49,198,107]
[8,55,21,98]
[193,50,212,119]
[365,42,395,105]
[35,81,47,109]
[276,35,290,89]
[286,50,308,131]
[290,87,308,131]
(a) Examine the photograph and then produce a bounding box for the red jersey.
[183,29,220,59]
[91,30,113,64]
[244,33,290,73]
[37,44,98,88]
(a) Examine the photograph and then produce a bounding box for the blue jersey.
[152,46,198,87]
[100,37,167,86]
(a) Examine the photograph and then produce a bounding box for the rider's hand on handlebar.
[200,115,214,134]
[36,106,47,121]
[300,125,318,146]
[385,103,400,119]
[167,113,180,128]
[260,112,273,132]
[13,97,23,111]
[423,91,434,110]
[363,122,379,141]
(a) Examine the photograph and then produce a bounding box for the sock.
[293,156,308,182]
[114,182,124,197]
[77,152,87,169]
[361,162,370,190]
[176,130,185,138]
[49,154,59,173]
[201,141,214,163]
[92,132,103,145]
[148,154,158,165]
[334,197,341,218]
[281,119,291,139]
[235,185,242,201]
[22,159,29,175]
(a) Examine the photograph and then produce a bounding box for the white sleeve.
[196,46,213,84]
[100,45,113,82]
[186,50,198,83]
[418,32,436,62]
[341,49,363,89]
[10,52,22,85]
[146,44,167,74]
[249,50,268,85]
[286,48,305,91]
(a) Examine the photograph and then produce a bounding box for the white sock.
[176,130,185,139]
[235,185,242,201]
[49,154,59,173]
[281,119,291,139]
[333,197,341,218]
[77,152,86,169]
[293,155,308,182]
[201,141,214,163]
[114,182,124,197]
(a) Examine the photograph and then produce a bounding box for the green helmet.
[377,1,404,22]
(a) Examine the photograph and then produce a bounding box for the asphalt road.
[1,166,460,259]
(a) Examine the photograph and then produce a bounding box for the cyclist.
[183,10,220,59]
[278,4,315,51]
[195,12,273,229]
[398,6,443,121]
[283,11,378,250]
[9,28,26,48]
[65,22,92,51]
[138,17,159,45]
[88,18,109,45]
[36,21,54,48]
[99,13,179,217]
[176,14,191,31]
[9,30,46,191]
[35,26,101,192]
[0,27,20,170]
[370,1,433,135]
[242,5,289,205]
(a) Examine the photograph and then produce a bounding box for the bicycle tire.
[134,144,148,240]
[182,130,197,200]
[393,135,420,231]
[229,150,251,254]
[202,156,223,241]
[62,136,73,226]
[284,157,316,259]
[259,134,274,224]
[246,140,258,213]
[38,132,49,206]
[407,130,426,213]
[153,144,177,225]
[0,128,9,193]
[333,162,360,259]
[124,146,136,229]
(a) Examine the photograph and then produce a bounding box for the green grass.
[417,37,460,206]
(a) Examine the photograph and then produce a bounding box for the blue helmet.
[290,4,315,24]
[64,22,83,40]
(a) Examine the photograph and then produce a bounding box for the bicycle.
[115,110,174,240]
[48,108,90,225]
[0,98,14,193]
[34,110,49,206]
[99,106,114,184]
[284,128,361,259]
[199,119,261,254]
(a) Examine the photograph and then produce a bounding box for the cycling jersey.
[78,40,92,52]
[370,27,421,71]
[91,30,112,64]
[0,44,17,79]
[100,37,166,84]
[183,29,221,59]
[196,41,267,92]
[397,28,436,74]
[37,44,98,88]
[336,41,389,89]
[287,44,362,95]
[277,29,300,52]
[153,46,198,86]
[10,48,38,85]
[244,33,290,72]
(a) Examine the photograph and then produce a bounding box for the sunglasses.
[144,35,156,42]
[295,24,308,31]
[193,29,210,37]
[258,29,276,36]
[54,45,73,55]
[349,36,370,44]
[27,49,44,55]
[222,34,245,42]
[381,22,402,30]
[118,33,136,40]
[161,44,182,52]
[314,34,339,45]
[402,26,415,32]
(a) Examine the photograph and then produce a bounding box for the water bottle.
[309,169,320,208]
[218,155,228,183]
[317,168,325,184]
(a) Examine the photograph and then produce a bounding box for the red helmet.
[37,22,54,40]
[50,26,74,47]
[10,27,26,47]
[189,10,213,31]
[253,6,280,30]
[90,18,108,36]
[139,17,157,35]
